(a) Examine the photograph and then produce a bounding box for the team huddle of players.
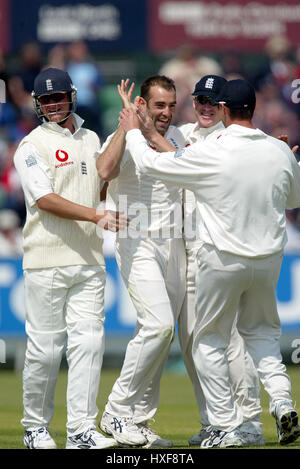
[13,67,300,449]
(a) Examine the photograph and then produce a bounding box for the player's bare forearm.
[36,193,129,232]
[37,193,100,223]
[96,125,126,181]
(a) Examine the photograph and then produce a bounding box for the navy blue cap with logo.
[32,67,77,121]
[215,79,256,110]
[33,68,74,97]
[192,75,227,98]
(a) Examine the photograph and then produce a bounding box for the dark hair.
[140,75,176,101]
[227,106,255,120]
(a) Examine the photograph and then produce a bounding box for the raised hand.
[117,79,136,110]
[277,134,299,154]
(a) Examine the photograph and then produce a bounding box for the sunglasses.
[38,92,68,105]
[196,95,217,106]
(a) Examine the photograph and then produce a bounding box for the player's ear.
[134,96,146,107]
[192,97,197,111]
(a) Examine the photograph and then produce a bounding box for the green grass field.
[1,365,300,450]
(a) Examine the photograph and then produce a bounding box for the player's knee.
[67,319,104,356]
[192,340,210,374]
[139,314,175,343]
[155,323,175,342]
[26,330,66,366]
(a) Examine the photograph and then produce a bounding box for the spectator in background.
[280,43,300,120]
[7,76,39,136]
[13,41,43,94]
[0,209,23,256]
[254,91,300,152]
[248,34,300,160]
[252,34,295,91]
[0,50,18,140]
[0,73,38,143]
[0,48,10,93]
[46,44,67,71]
[219,50,246,81]
[295,43,300,80]
[66,41,104,137]
[0,141,26,224]
[159,43,223,125]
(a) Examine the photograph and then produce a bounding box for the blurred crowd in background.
[0,33,300,258]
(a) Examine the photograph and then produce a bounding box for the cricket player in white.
[136,75,263,446]
[177,76,262,446]
[14,68,125,450]
[118,79,300,447]
[97,76,186,447]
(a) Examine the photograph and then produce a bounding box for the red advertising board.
[0,0,10,53]
[148,0,300,52]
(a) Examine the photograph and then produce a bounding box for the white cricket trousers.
[192,244,292,432]
[178,244,262,433]
[21,265,106,436]
[105,237,186,421]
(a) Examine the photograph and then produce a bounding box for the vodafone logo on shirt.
[56,149,68,162]
[55,149,74,168]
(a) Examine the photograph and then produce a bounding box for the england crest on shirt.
[81,161,87,175]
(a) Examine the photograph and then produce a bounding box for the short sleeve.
[14,142,54,207]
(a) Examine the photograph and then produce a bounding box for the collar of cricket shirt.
[195,120,224,137]
[42,113,84,136]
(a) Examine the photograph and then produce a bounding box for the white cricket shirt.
[178,121,224,247]
[14,114,105,269]
[14,114,103,206]
[125,124,300,258]
[102,125,186,239]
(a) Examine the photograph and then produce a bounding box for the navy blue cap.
[33,68,73,97]
[215,79,256,110]
[192,75,227,98]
